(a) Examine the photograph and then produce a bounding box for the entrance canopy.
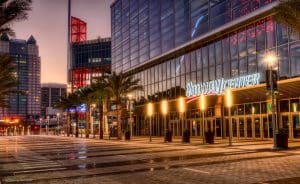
[231,77,300,104]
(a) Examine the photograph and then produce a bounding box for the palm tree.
[102,72,143,139]
[273,0,300,33]
[88,78,109,139]
[56,92,81,137]
[0,55,18,109]
[75,87,94,138]
[0,0,32,36]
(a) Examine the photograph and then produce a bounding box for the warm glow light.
[127,93,133,100]
[224,88,233,108]
[252,106,255,114]
[5,119,9,123]
[178,97,185,113]
[147,102,153,117]
[14,119,19,123]
[292,103,298,112]
[199,94,206,111]
[161,100,168,115]
[264,52,277,68]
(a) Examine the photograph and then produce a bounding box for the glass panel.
[280,100,289,112]
[293,115,300,138]
[255,117,260,138]
[290,99,300,112]
[239,118,244,137]
[290,41,300,77]
[232,118,237,137]
[247,118,252,138]
[278,45,289,78]
[266,17,276,49]
[263,117,268,138]
[256,19,266,51]
[277,23,289,46]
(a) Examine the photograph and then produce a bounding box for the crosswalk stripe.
[13,167,66,175]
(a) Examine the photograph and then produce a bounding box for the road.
[1,136,300,184]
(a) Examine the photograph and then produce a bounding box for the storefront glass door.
[254,117,260,138]
[292,114,300,138]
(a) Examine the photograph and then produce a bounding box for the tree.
[88,78,110,139]
[56,92,80,137]
[273,0,300,33]
[102,72,143,139]
[0,0,32,36]
[75,87,94,138]
[0,55,18,109]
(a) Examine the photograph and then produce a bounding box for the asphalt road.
[1,136,300,184]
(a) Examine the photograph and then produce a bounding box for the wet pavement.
[1,136,300,184]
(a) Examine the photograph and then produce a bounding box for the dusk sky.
[12,0,114,84]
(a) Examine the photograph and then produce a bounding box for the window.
[290,42,300,77]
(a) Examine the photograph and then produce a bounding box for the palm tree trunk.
[75,111,79,138]
[117,104,122,139]
[99,100,104,139]
[67,112,70,137]
[85,105,90,138]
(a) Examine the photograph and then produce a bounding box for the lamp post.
[147,102,153,142]
[225,88,233,146]
[46,115,50,135]
[39,118,42,135]
[178,97,186,139]
[199,94,206,144]
[264,52,278,149]
[161,100,168,141]
[127,94,133,139]
[56,113,60,136]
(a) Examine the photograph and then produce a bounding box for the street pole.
[129,99,132,139]
[269,69,277,149]
[202,111,205,144]
[39,118,42,135]
[149,116,152,142]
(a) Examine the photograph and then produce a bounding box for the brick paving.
[1,136,300,183]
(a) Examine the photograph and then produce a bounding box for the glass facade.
[111,0,276,73]
[70,38,111,89]
[0,36,41,120]
[132,17,300,104]
[111,0,300,139]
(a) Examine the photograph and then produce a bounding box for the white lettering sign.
[186,73,261,97]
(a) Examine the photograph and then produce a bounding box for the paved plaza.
[1,136,300,184]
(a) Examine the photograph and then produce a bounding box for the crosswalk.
[8,146,67,175]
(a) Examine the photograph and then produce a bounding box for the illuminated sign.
[186,73,261,97]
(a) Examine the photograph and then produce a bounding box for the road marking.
[13,167,66,175]
[183,167,210,174]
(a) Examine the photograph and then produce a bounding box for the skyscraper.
[0,34,41,122]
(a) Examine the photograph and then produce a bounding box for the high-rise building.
[41,83,67,117]
[111,1,300,139]
[70,38,111,90]
[67,17,111,91]
[0,34,41,122]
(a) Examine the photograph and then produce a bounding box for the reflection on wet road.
[1,136,300,184]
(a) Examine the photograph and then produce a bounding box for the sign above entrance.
[186,73,261,97]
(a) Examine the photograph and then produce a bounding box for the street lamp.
[39,118,42,135]
[56,113,60,136]
[127,94,133,139]
[178,97,186,139]
[147,102,154,142]
[161,99,168,141]
[46,115,50,135]
[225,88,233,146]
[199,94,207,144]
[264,52,278,149]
